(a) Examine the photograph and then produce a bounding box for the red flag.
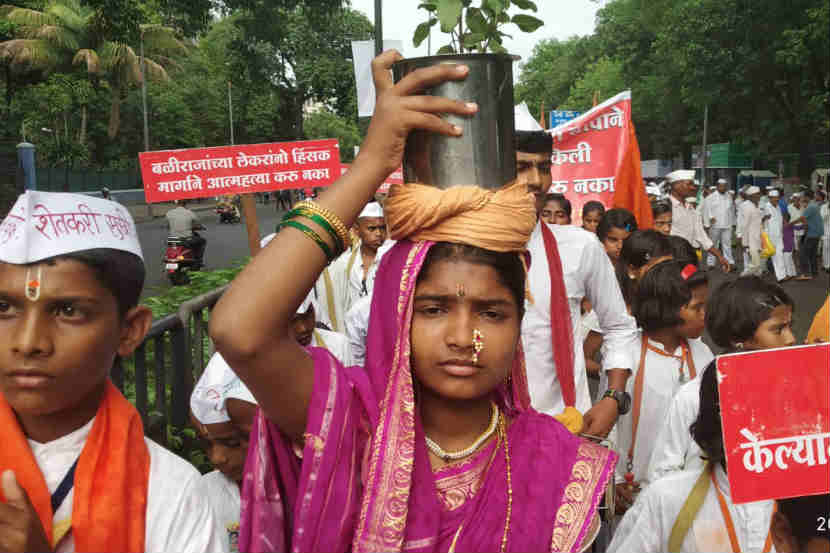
[612,122,653,229]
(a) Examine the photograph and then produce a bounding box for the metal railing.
[112,285,229,446]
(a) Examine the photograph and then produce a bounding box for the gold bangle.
[294,200,351,251]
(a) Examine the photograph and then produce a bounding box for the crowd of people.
[0,51,828,553]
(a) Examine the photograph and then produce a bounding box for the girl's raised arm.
[209,51,477,440]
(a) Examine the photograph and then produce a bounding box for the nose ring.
[472,329,484,364]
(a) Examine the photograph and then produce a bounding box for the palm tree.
[0,0,186,139]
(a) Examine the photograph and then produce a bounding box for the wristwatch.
[602,388,632,415]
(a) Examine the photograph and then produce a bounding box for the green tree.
[559,57,626,111]
[515,36,600,122]
[0,0,187,139]
[304,108,361,162]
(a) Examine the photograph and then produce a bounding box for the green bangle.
[279,219,334,261]
[285,208,345,255]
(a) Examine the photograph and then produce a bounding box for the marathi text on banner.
[717,344,830,504]
[139,140,341,203]
[548,92,632,225]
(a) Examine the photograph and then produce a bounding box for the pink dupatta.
[239,240,616,553]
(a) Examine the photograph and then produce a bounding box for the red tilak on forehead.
[25,265,43,301]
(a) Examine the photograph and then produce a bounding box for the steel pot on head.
[392,53,518,190]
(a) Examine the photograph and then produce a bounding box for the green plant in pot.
[396,1,544,189]
[413,0,543,54]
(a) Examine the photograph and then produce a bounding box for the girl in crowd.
[210,51,615,553]
[652,199,673,236]
[611,277,795,552]
[596,208,638,261]
[612,260,714,513]
[647,276,796,483]
[581,200,605,234]
[540,193,571,226]
[620,229,673,283]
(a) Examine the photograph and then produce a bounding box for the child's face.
[745,304,795,350]
[0,260,149,420]
[582,211,602,234]
[192,413,249,483]
[602,227,631,260]
[675,284,708,339]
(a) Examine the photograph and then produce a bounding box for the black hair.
[667,236,698,267]
[418,243,526,319]
[514,130,552,154]
[596,208,637,241]
[705,276,794,350]
[690,360,725,468]
[633,259,707,332]
[803,189,815,200]
[544,193,572,218]
[777,494,830,546]
[621,229,673,270]
[35,249,145,316]
[582,201,605,219]
[651,199,672,218]
[612,258,632,306]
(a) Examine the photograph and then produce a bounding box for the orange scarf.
[0,381,150,552]
[384,180,537,252]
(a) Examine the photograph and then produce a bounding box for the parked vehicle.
[164,231,205,285]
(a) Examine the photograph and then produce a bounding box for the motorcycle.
[164,229,205,285]
[216,204,240,224]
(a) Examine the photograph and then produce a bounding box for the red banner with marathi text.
[340,164,402,194]
[139,139,341,203]
[549,91,651,228]
[717,343,830,503]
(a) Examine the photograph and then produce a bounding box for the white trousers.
[823,235,830,269]
[783,252,797,276]
[708,227,734,265]
[742,248,762,276]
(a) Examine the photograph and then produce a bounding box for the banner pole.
[241,194,261,256]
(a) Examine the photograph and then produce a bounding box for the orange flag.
[612,122,653,229]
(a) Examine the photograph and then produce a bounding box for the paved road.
[138,208,828,341]
[137,203,286,297]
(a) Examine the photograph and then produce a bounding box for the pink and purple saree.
[238,240,616,552]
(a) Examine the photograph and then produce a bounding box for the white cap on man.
[665,169,696,183]
[717,178,728,185]
[769,189,780,197]
[746,185,761,196]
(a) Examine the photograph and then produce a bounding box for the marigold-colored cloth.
[612,123,654,229]
[807,295,830,344]
[0,381,150,552]
[384,180,537,253]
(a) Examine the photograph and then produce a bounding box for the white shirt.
[788,204,805,238]
[311,266,345,333]
[345,295,372,367]
[522,222,638,416]
[199,470,241,552]
[646,375,705,483]
[706,192,734,229]
[762,202,783,242]
[609,465,777,553]
[29,418,224,553]
[328,240,394,317]
[614,335,713,486]
[671,195,714,250]
[312,327,353,366]
[740,201,763,252]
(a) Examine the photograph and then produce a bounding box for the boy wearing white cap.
[191,354,259,553]
[327,201,389,315]
[739,186,764,275]
[0,191,222,552]
[291,291,352,365]
[666,170,731,272]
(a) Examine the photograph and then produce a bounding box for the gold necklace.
[446,412,513,553]
[425,402,499,461]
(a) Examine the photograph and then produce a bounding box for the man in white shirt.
[516,130,639,436]
[739,186,764,276]
[705,178,735,266]
[667,170,731,272]
[762,189,792,281]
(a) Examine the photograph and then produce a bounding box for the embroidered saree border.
[354,241,430,551]
[550,440,616,552]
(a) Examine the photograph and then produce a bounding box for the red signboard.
[340,164,402,194]
[139,140,341,203]
[549,91,631,225]
[717,343,830,503]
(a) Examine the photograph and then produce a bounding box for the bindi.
[24,265,43,302]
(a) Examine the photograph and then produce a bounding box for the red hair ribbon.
[681,264,697,280]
